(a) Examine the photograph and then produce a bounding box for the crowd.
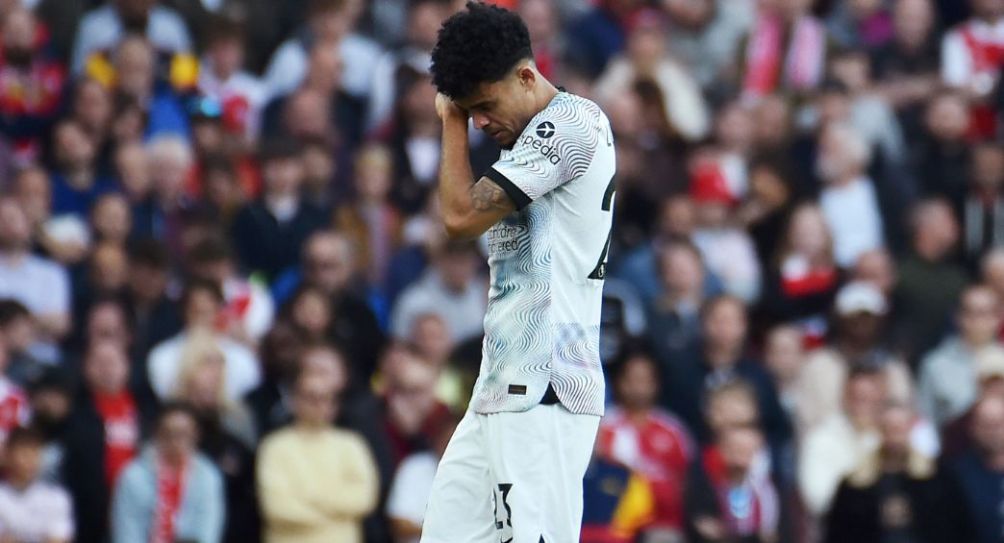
[0,0,1001,542]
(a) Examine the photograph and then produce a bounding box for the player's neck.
[532,79,560,114]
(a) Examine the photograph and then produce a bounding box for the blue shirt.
[49,173,118,216]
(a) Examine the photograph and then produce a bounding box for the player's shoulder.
[532,91,605,134]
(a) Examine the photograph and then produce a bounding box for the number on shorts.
[494,483,514,541]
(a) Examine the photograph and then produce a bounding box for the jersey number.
[587,178,616,280]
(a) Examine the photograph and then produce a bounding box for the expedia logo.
[520,134,561,165]
[536,121,555,138]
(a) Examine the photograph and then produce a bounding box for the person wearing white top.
[941,3,1004,94]
[816,123,884,268]
[0,428,74,543]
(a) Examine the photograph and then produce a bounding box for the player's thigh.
[420,410,497,543]
[483,406,600,543]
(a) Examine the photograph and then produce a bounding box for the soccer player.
[422,2,617,542]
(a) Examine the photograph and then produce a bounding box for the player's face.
[455,68,537,150]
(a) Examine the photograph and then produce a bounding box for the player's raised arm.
[435,93,515,240]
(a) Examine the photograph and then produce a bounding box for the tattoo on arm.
[471,179,511,212]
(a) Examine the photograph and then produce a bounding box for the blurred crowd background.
[0,0,1003,542]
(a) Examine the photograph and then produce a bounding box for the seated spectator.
[0,7,66,164]
[379,344,453,466]
[758,198,839,344]
[795,281,913,433]
[123,239,183,361]
[596,350,695,539]
[689,151,762,303]
[941,344,1004,458]
[0,427,74,542]
[90,193,134,247]
[71,0,192,73]
[26,365,74,482]
[147,280,260,402]
[912,91,971,205]
[244,321,306,435]
[593,9,710,143]
[799,367,884,518]
[762,324,806,422]
[0,196,72,341]
[111,402,225,543]
[647,238,710,371]
[196,18,268,142]
[666,295,790,447]
[918,284,1002,426]
[952,394,1004,543]
[685,424,781,543]
[817,122,885,268]
[408,312,471,412]
[0,299,48,386]
[896,199,970,360]
[940,0,1004,139]
[738,0,828,100]
[390,239,487,344]
[49,118,117,218]
[257,372,379,543]
[230,139,328,282]
[334,143,403,288]
[186,236,275,344]
[824,402,975,543]
[63,340,147,543]
[387,414,458,543]
[961,143,1004,262]
[171,331,259,543]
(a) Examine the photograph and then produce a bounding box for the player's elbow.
[442,215,479,241]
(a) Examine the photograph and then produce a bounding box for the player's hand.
[436,93,468,122]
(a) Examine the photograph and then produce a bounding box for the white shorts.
[420,404,600,543]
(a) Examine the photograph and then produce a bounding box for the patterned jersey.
[471,91,616,416]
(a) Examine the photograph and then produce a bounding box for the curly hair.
[431,1,533,99]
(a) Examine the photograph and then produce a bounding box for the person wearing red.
[942,0,1004,138]
[62,339,150,543]
[0,334,30,445]
[597,350,695,539]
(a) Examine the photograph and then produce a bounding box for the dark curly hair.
[431,1,533,99]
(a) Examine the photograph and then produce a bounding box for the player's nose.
[472,113,491,130]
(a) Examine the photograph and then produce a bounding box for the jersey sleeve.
[485,100,601,210]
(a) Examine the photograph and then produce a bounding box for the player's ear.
[516,63,536,90]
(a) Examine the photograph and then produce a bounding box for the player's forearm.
[438,117,478,239]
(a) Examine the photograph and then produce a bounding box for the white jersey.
[472,91,616,416]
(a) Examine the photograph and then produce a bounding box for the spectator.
[124,239,183,362]
[918,284,1002,426]
[913,91,972,205]
[596,350,695,539]
[685,424,781,543]
[940,344,1004,458]
[144,134,197,254]
[147,280,261,402]
[26,365,74,481]
[72,0,193,74]
[894,198,970,361]
[111,402,225,543]
[817,122,885,268]
[91,192,134,247]
[230,139,327,282]
[0,299,46,386]
[407,312,470,412]
[196,17,268,142]
[386,414,458,543]
[0,7,66,164]
[668,295,790,446]
[334,143,403,288]
[738,0,829,100]
[689,150,762,303]
[594,9,711,143]
[390,239,487,344]
[187,235,275,344]
[952,394,1004,543]
[0,196,72,340]
[62,340,147,543]
[758,203,839,343]
[763,324,806,421]
[0,427,74,543]
[981,247,1004,329]
[872,0,940,126]
[49,118,116,218]
[170,330,259,543]
[961,142,1004,262]
[379,344,453,466]
[853,248,898,297]
[795,281,913,432]
[244,321,306,435]
[824,402,975,543]
[645,238,708,372]
[104,35,191,139]
[941,0,1004,138]
[257,371,379,543]
[262,0,383,102]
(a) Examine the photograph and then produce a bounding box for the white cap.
[835,281,887,316]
